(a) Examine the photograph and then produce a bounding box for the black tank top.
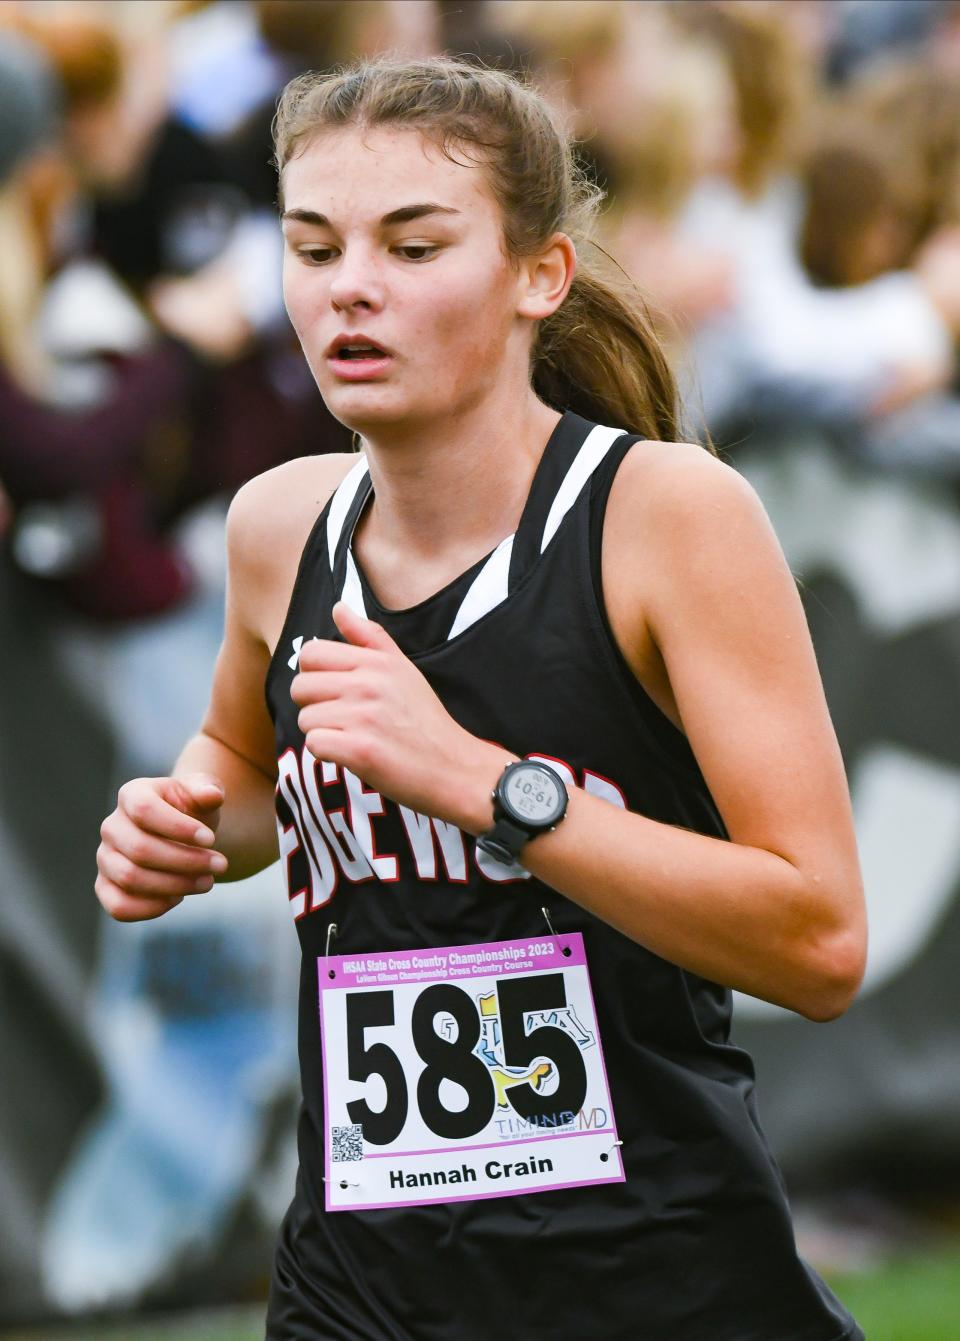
[264,411,862,1341]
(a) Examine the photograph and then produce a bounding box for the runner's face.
[281,127,527,433]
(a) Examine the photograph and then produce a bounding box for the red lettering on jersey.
[276,748,338,911]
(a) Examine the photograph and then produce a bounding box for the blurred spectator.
[18,9,256,350]
[799,139,914,289]
[169,0,293,140]
[0,27,197,619]
[495,1,736,353]
[844,61,960,248]
[213,0,357,213]
[0,4,354,622]
[217,0,440,212]
[791,56,960,475]
[664,3,958,438]
[503,2,960,443]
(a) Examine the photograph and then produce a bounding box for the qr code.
[331,1124,364,1162]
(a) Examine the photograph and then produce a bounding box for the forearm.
[174,731,278,881]
[455,757,861,1022]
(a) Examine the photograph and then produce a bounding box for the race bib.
[317,934,623,1212]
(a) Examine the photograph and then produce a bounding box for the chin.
[321,388,411,434]
[323,383,444,435]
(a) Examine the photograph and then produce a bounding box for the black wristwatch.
[477,760,569,865]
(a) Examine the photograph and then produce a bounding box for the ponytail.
[534,246,681,443]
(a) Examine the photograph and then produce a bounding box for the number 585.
[343,973,588,1145]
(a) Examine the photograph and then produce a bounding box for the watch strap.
[476,816,532,865]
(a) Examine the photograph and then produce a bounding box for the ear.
[516,232,577,321]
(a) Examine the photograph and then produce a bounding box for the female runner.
[96,58,867,1341]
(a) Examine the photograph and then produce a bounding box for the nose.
[328,245,385,313]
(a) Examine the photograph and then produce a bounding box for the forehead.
[281,125,498,222]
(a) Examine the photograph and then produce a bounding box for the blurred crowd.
[1,0,959,623]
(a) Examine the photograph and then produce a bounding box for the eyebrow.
[281,203,462,228]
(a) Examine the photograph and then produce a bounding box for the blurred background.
[1,1,960,1337]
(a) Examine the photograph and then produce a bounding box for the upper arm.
[198,485,278,780]
[200,454,358,779]
[609,444,865,939]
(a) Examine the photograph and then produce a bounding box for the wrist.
[476,758,570,865]
[449,740,519,836]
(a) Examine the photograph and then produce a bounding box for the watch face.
[502,763,565,827]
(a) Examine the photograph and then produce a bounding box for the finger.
[303,726,371,777]
[332,601,398,653]
[167,774,225,843]
[297,639,367,673]
[290,671,360,708]
[95,873,187,923]
[119,781,221,847]
[297,700,354,737]
[103,812,229,877]
[98,845,217,899]
[176,773,225,816]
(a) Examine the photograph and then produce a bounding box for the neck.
[354,387,562,562]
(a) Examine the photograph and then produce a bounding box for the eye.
[394,244,439,262]
[298,246,338,265]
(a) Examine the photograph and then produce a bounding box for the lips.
[325,334,391,359]
[324,334,394,383]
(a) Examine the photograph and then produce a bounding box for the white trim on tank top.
[328,422,624,639]
[446,534,515,640]
[339,549,367,617]
[326,455,370,568]
[539,423,624,553]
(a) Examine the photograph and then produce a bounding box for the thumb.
[332,600,398,654]
[174,772,225,817]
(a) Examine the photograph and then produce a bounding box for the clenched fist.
[96,773,229,921]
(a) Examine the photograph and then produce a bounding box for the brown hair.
[672,3,805,199]
[799,140,904,287]
[273,56,688,446]
[847,62,960,249]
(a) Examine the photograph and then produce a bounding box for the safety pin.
[325,922,339,978]
[541,906,571,956]
[599,1139,623,1164]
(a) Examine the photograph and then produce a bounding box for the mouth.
[325,337,393,383]
[336,345,385,361]
[326,335,391,360]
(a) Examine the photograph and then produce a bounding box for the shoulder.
[227,452,359,562]
[226,452,360,644]
[607,439,775,568]
[228,450,360,526]
[610,438,757,519]
[603,438,793,641]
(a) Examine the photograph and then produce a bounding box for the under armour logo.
[288,635,304,671]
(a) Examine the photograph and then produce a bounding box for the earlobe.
[517,233,577,321]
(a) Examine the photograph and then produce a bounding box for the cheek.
[416,265,515,368]
[282,260,322,338]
